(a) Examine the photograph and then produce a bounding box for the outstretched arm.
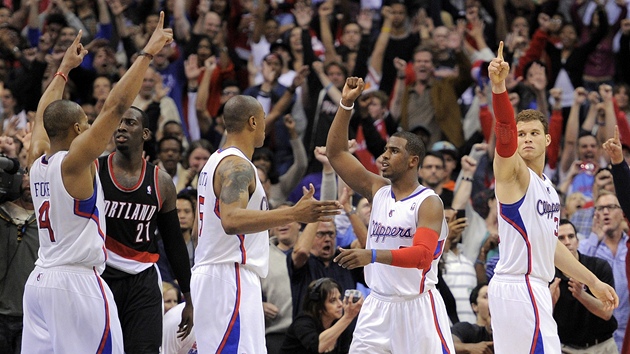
[326,77,388,202]
[554,240,619,311]
[28,31,87,168]
[490,41,528,203]
[62,12,173,200]
[334,195,444,269]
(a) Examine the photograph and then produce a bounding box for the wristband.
[53,71,68,83]
[475,259,485,266]
[339,99,354,111]
[288,85,296,94]
[371,249,377,263]
[462,176,473,182]
[382,27,391,33]
[325,82,333,92]
[347,207,357,216]
[138,51,154,60]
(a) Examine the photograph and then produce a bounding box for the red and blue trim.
[216,263,242,353]
[499,196,544,353]
[94,269,113,354]
[428,290,452,354]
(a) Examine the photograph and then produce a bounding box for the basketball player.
[192,95,341,353]
[98,106,193,353]
[23,15,173,354]
[329,77,455,353]
[486,42,618,353]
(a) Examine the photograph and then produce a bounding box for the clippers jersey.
[495,169,560,282]
[98,153,162,275]
[366,185,448,296]
[194,147,269,278]
[29,152,107,273]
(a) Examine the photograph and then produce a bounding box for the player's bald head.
[43,100,85,139]
[223,95,263,133]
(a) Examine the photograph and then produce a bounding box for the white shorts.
[489,274,560,354]
[21,265,124,354]
[191,263,265,354]
[350,288,455,353]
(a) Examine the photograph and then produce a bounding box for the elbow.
[221,218,239,235]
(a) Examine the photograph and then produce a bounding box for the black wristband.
[138,51,154,60]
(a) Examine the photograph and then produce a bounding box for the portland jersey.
[495,169,560,282]
[366,185,448,296]
[29,152,107,273]
[194,147,269,278]
[98,153,162,275]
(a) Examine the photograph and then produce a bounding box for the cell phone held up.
[344,289,362,303]
[456,209,466,220]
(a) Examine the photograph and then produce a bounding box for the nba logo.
[147,186,152,195]
[389,210,394,217]
[411,203,416,211]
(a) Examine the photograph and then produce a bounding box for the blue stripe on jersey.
[217,263,241,353]
[499,195,532,275]
[41,155,49,164]
[428,290,452,354]
[94,270,113,354]
[390,187,429,201]
[525,275,544,354]
[74,187,106,241]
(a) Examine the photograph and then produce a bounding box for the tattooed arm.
[215,156,341,234]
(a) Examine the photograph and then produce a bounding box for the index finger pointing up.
[497,41,504,61]
[615,125,620,142]
[157,11,165,29]
[73,30,83,46]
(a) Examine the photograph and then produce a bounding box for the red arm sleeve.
[614,99,630,147]
[493,91,518,157]
[546,109,563,170]
[390,227,439,269]
[479,104,494,143]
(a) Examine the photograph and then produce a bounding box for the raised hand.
[184,54,202,81]
[292,184,341,223]
[602,125,623,164]
[59,31,88,72]
[488,41,509,91]
[573,87,588,105]
[143,11,174,57]
[341,77,365,104]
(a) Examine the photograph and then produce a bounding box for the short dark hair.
[128,106,149,129]
[43,100,84,139]
[559,219,576,235]
[176,190,197,214]
[158,136,183,154]
[223,95,261,133]
[516,109,548,134]
[422,151,445,167]
[392,131,426,161]
[302,278,342,321]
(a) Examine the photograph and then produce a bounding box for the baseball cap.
[431,141,458,159]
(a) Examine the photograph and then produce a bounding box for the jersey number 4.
[38,201,56,242]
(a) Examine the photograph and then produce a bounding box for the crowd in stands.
[3,0,630,352]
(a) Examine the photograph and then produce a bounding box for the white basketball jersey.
[366,185,448,296]
[494,169,560,282]
[29,152,108,273]
[194,147,269,278]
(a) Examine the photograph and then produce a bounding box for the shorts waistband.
[369,288,432,302]
[564,336,613,350]
[35,265,96,274]
[492,273,549,286]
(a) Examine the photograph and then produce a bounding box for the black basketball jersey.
[98,153,162,277]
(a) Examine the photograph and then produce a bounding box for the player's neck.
[391,178,420,201]
[112,150,144,172]
[524,158,545,178]
[222,136,255,160]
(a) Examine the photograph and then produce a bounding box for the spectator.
[450,283,494,354]
[280,278,363,354]
[578,190,628,350]
[162,281,181,314]
[418,151,453,208]
[551,219,618,353]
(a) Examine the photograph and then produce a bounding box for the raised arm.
[62,12,173,196]
[489,41,528,203]
[326,77,388,202]
[560,87,587,174]
[368,6,393,78]
[28,31,87,168]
